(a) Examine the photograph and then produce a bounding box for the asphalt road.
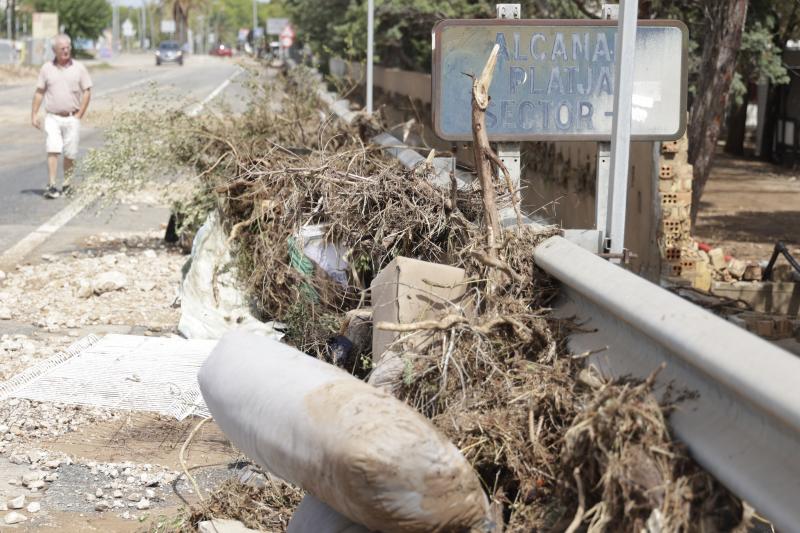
[0,54,247,257]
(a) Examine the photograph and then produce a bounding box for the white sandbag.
[288,495,373,533]
[198,331,490,533]
[178,212,284,340]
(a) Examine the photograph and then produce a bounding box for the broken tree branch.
[471,43,502,258]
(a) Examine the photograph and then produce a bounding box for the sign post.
[606,0,638,262]
[366,0,374,114]
[495,4,522,192]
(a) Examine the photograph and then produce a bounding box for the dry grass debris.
[94,63,747,531]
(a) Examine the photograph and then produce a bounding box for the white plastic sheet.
[178,212,283,340]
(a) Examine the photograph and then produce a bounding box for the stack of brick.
[657,135,709,289]
[657,135,765,291]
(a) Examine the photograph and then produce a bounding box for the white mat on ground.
[0,334,217,420]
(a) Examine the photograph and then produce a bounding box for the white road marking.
[0,193,93,268]
[187,67,243,117]
[0,66,243,268]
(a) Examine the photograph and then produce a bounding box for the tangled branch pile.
[94,64,747,531]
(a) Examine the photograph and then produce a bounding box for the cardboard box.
[371,257,468,362]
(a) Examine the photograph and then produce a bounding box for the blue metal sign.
[432,20,687,141]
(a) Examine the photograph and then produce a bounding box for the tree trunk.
[724,87,749,156]
[688,0,748,227]
[759,84,781,162]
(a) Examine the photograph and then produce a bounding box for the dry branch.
[471,44,502,258]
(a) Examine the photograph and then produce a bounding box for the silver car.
[156,41,183,66]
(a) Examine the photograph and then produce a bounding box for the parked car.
[210,43,233,57]
[156,41,183,66]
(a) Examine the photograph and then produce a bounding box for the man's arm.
[76,88,91,120]
[31,89,44,129]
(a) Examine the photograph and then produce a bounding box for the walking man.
[31,34,92,199]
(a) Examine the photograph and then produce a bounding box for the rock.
[143,250,157,259]
[708,247,726,270]
[727,258,747,279]
[26,502,40,513]
[135,498,150,510]
[4,511,27,524]
[144,488,156,500]
[76,281,93,299]
[91,272,128,295]
[44,459,61,469]
[21,472,42,486]
[95,488,103,498]
[44,473,58,482]
[8,495,24,509]
[95,501,110,512]
[0,501,7,511]
[113,490,123,499]
[198,519,262,533]
[27,480,44,490]
[135,280,157,292]
[41,254,58,263]
[0,307,11,320]
[743,264,763,281]
[0,270,6,281]
[85,493,96,502]
[129,205,139,212]
[126,492,141,502]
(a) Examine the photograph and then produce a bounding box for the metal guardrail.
[307,63,800,531]
[535,236,800,532]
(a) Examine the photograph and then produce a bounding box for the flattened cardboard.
[371,257,467,362]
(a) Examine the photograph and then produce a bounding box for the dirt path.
[695,150,800,262]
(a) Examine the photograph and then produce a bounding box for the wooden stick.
[471,44,502,258]
[375,314,468,332]
[470,250,524,283]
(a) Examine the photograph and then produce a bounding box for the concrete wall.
[330,58,661,277]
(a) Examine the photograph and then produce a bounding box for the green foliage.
[731,20,790,104]
[203,0,288,45]
[23,0,111,41]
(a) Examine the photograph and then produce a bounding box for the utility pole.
[140,5,146,49]
[112,1,120,54]
[366,0,374,113]
[9,0,16,41]
[6,1,12,41]
[252,0,257,34]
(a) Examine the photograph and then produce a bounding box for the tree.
[24,0,110,41]
[755,0,800,161]
[686,0,748,226]
[725,0,791,156]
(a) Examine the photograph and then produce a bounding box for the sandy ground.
[0,231,240,531]
[695,150,800,263]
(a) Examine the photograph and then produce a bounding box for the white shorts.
[44,114,81,159]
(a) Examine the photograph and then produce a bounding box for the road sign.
[432,20,687,141]
[267,18,289,35]
[161,20,176,34]
[32,13,58,40]
[122,19,135,38]
[280,25,295,40]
